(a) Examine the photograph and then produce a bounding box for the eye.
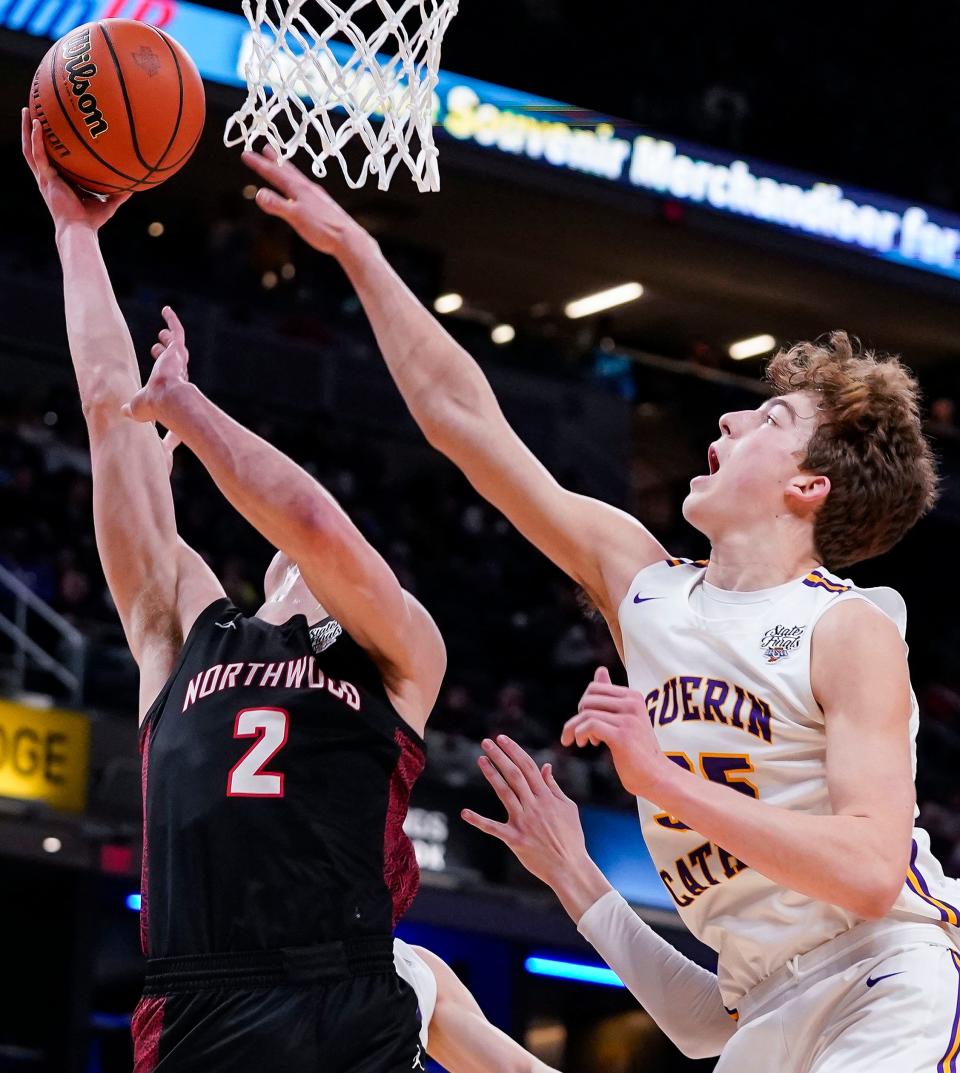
[764,414,778,427]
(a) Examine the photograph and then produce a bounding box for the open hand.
[242,146,363,257]
[21,108,129,232]
[461,735,589,888]
[122,306,190,426]
[561,666,673,799]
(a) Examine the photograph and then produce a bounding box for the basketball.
[28,19,205,196]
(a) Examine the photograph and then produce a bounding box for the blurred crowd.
[4,360,960,863]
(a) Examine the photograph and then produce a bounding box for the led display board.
[4,0,957,279]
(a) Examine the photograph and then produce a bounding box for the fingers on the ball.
[31,120,53,177]
[20,109,34,163]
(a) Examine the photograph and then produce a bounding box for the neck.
[703,528,820,591]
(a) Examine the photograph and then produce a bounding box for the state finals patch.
[760,624,805,664]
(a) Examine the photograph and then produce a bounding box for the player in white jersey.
[243,149,959,1071]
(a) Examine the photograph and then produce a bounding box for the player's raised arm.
[124,309,445,731]
[21,111,221,718]
[461,736,735,1060]
[243,150,667,633]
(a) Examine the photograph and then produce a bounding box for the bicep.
[89,416,179,663]
[441,403,667,612]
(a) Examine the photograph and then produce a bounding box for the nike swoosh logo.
[215,620,237,629]
[633,595,664,604]
[866,971,904,988]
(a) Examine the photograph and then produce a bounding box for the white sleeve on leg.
[576,890,736,1059]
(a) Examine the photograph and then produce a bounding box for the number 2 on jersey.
[227,707,290,798]
[654,752,758,830]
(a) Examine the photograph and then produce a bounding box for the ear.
[784,472,831,512]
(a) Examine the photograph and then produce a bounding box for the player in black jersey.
[24,113,446,1073]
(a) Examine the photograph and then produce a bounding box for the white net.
[225,0,460,191]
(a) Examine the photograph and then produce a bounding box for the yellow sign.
[0,701,90,813]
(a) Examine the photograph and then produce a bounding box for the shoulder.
[812,595,904,660]
[811,594,909,711]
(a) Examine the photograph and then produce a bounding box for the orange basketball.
[29,19,205,196]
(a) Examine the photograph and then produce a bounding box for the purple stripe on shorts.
[937,952,960,1073]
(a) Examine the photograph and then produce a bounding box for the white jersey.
[618,558,960,1006]
[394,938,438,1049]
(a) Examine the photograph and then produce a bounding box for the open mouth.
[707,445,720,475]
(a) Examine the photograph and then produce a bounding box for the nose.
[718,411,734,437]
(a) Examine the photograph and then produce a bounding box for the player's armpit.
[813,598,916,916]
[412,947,559,1073]
[173,539,228,640]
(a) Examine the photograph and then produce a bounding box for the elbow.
[850,871,903,921]
[676,1036,726,1061]
[80,369,133,424]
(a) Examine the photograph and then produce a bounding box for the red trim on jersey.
[132,995,165,1073]
[383,728,425,925]
[139,721,152,956]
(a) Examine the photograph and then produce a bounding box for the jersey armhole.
[138,597,237,745]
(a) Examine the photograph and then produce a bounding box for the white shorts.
[716,921,960,1073]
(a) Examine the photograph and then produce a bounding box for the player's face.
[682,391,824,539]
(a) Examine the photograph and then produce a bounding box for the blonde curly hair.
[765,331,938,569]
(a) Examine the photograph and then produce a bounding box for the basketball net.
[224,0,459,191]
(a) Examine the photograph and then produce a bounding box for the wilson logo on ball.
[62,27,108,138]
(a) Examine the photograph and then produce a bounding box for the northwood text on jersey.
[181,657,361,713]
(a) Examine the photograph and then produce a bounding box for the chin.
[681,485,715,538]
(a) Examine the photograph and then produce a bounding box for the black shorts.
[132,936,424,1073]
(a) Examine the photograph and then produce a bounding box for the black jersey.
[138,598,425,959]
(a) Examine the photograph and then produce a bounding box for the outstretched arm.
[21,111,220,718]
[412,946,559,1073]
[243,150,666,640]
[461,736,735,1059]
[125,310,445,733]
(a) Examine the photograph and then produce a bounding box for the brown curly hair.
[765,331,938,569]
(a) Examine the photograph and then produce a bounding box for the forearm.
[576,890,734,1059]
[651,765,901,916]
[157,383,341,559]
[55,224,140,412]
[338,229,496,447]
